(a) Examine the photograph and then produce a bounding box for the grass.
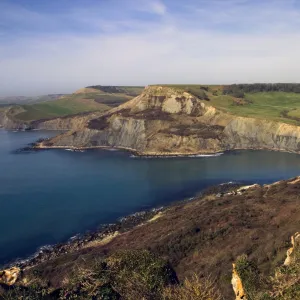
[9,84,300,125]
[210,92,300,125]
[15,96,110,121]
[159,85,300,125]
[13,87,144,121]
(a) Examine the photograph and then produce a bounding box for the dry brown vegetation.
[20,177,300,299]
[163,274,223,300]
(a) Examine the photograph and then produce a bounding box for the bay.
[0,129,299,265]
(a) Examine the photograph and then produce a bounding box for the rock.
[41,86,300,156]
[0,267,20,286]
[284,232,300,266]
[232,263,247,300]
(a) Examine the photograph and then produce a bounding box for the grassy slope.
[14,87,144,121]
[211,92,300,125]
[161,85,300,125]
[15,96,110,121]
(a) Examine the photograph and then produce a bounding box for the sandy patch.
[83,231,119,249]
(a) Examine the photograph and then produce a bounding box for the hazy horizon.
[1,0,300,96]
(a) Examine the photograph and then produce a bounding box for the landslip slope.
[39,85,300,155]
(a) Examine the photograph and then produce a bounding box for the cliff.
[0,107,29,130]
[38,86,300,155]
[0,107,104,131]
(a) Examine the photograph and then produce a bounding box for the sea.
[0,129,299,265]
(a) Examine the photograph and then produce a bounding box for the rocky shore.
[2,181,242,271]
[4,207,164,270]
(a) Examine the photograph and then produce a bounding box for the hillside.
[1,177,299,299]
[0,94,65,106]
[161,84,300,125]
[13,86,144,121]
[0,86,144,129]
[38,85,300,155]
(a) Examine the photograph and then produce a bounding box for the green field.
[15,96,110,121]
[13,86,144,121]
[210,92,300,125]
[161,85,300,125]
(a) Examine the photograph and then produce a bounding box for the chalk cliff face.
[39,86,300,155]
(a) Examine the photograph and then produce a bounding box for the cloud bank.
[1,0,300,95]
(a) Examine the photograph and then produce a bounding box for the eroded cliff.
[38,86,300,155]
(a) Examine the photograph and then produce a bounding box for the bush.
[107,250,178,299]
[235,254,261,300]
[60,250,177,300]
[163,274,223,300]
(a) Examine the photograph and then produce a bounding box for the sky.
[1,0,300,96]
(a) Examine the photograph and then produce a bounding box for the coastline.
[34,143,225,157]
[2,181,242,271]
[34,142,300,157]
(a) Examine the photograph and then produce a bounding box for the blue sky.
[1,0,300,95]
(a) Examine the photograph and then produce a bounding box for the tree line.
[223,83,300,98]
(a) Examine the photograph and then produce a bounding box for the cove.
[0,129,299,266]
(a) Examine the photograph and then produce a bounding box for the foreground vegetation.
[0,178,299,299]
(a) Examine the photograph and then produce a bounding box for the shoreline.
[33,142,300,157]
[2,181,243,271]
[34,143,300,157]
[34,143,226,157]
[5,128,300,157]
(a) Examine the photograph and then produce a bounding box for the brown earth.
[23,177,300,298]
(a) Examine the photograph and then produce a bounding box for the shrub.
[235,254,261,300]
[163,274,223,300]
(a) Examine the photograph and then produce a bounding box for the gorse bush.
[163,274,223,300]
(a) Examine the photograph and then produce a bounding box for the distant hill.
[0,94,65,106]
[2,86,144,122]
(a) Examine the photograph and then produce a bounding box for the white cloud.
[2,27,300,96]
[1,0,300,95]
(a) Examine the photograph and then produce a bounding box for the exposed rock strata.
[0,267,20,286]
[284,232,300,266]
[39,86,300,155]
[232,263,247,300]
[0,108,104,131]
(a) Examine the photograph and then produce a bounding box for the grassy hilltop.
[160,84,300,125]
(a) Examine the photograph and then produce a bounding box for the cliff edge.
[38,86,300,155]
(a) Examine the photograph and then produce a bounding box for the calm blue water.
[0,129,299,265]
